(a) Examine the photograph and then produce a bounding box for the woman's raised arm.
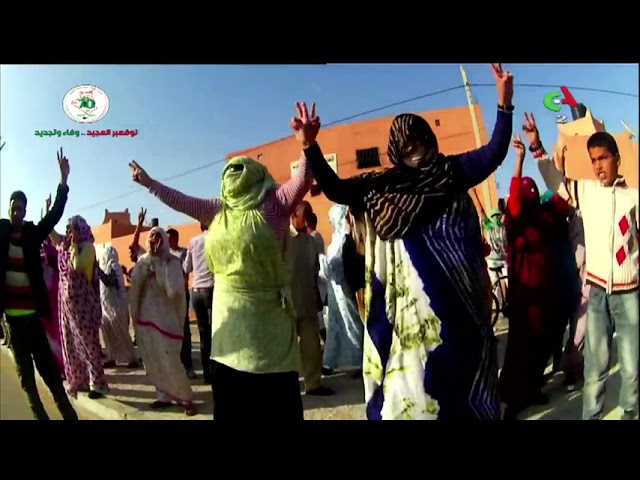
[303,143,366,211]
[454,64,514,189]
[129,160,221,224]
[506,135,526,220]
[455,106,513,188]
[149,181,221,225]
[275,155,315,213]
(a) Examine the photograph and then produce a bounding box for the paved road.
[2,322,627,421]
[0,349,89,420]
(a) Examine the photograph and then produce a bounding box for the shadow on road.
[88,323,628,420]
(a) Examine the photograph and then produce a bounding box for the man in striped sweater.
[0,148,77,420]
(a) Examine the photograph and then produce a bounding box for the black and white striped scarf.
[356,113,459,241]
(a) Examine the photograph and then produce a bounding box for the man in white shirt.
[167,228,197,380]
[183,223,214,384]
[537,131,638,420]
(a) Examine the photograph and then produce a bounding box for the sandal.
[88,390,104,400]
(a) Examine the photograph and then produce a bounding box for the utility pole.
[460,65,493,211]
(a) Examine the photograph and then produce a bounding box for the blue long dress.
[305,107,512,420]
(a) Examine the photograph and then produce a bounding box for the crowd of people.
[0,63,637,421]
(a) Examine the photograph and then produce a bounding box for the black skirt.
[211,361,304,420]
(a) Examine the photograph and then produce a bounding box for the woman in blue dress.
[299,64,514,420]
[322,204,365,375]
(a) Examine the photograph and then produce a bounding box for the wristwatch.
[498,104,515,113]
[529,143,543,152]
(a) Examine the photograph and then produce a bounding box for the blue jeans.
[582,285,639,420]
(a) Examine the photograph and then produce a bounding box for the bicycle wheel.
[491,292,500,326]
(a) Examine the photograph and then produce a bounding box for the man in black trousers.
[0,148,78,420]
[183,222,214,384]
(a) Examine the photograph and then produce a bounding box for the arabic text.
[35,128,139,138]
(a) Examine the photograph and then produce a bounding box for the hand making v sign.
[290,102,321,148]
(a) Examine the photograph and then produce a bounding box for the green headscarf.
[205,155,300,374]
[220,156,276,211]
[483,208,503,230]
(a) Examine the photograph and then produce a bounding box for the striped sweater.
[148,156,314,241]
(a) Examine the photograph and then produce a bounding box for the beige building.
[227,105,500,246]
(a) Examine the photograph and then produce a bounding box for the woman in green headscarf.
[484,208,507,271]
[129,102,319,420]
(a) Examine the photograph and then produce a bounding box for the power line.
[76,81,638,213]
[77,85,466,212]
[270,130,476,185]
[473,82,638,98]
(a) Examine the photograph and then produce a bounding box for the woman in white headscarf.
[129,227,197,416]
[99,246,139,369]
[322,204,364,375]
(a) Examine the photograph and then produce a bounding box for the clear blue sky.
[1,64,637,230]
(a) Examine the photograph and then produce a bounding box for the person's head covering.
[100,245,126,291]
[329,204,348,236]
[326,204,351,261]
[101,245,120,269]
[146,226,171,258]
[387,113,441,168]
[353,113,454,241]
[60,215,96,281]
[483,208,503,230]
[540,190,554,204]
[221,156,276,211]
[520,177,541,207]
[66,215,94,244]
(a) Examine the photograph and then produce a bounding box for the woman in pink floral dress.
[53,215,108,399]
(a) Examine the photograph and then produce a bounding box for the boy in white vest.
[537,131,638,420]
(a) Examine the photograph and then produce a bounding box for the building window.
[290,160,300,179]
[324,153,338,174]
[435,119,440,127]
[356,147,381,169]
[257,154,263,161]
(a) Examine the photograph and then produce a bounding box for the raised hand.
[290,102,321,147]
[513,135,526,164]
[137,207,147,227]
[57,148,70,185]
[522,112,541,148]
[490,63,514,107]
[129,160,153,188]
[554,144,568,172]
[45,194,52,213]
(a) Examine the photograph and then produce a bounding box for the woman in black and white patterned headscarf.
[297,64,514,420]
